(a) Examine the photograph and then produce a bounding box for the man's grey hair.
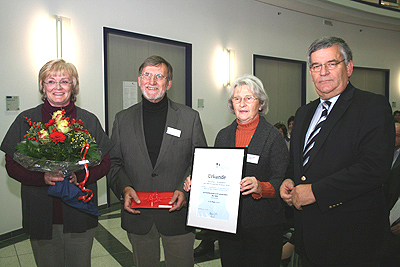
[307,36,353,67]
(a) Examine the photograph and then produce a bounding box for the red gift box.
[130,191,173,209]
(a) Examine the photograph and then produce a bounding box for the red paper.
[130,191,173,209]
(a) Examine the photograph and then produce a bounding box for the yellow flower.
[57,120,70,133]
[52,110,64,123]
[37,129,49,143]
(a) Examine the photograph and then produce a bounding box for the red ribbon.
[78,143,93,203]
[144,191,170,207]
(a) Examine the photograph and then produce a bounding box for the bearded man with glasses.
[108,55,207,266]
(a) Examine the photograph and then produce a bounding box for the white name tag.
[166,127,181,138]
[247,154,259,164]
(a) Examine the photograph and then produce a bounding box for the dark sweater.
[142,96,168,168]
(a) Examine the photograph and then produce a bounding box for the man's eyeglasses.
[141,72,168,82]
[310,59,345,72]
[231,96,258,104]
[43,80,72,88]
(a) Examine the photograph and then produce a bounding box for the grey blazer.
[214,116,288,228]
[107,98,207,235]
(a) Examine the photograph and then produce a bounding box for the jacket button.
[301,176,306,181]
[151,173,157,177]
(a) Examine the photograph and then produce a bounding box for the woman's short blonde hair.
[38,59,79,102]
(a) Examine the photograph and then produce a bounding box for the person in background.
[287,116,294,139]
[393,110,400,122]
[381,122,400,266]
[274,122,290,149]
[197,74,288,266]
[0,59,113,267]
[107,55,207,267]
[280,36,394,266]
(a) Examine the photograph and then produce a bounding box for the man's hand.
[169,190,187,212]
[123,187,141,214]
[291,184,316,210]
[280,179,295,206]
[240,176,261,195]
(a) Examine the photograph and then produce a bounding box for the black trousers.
[219,224,283,267]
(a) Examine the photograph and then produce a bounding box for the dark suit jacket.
[107,98,207,236]
[286,82,394,265]
[215,116,289,228]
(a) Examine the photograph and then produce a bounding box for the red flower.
[49,132,66,144]
[45,119,56,128]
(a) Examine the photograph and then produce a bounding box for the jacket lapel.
[131,103,153,168]
[153,99,179,170]
[224,121,237,147]
[248,116,268,155]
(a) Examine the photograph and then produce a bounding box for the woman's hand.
[183,175,191,192]
[44,172,65,186]
[240,176,261,195]
[69,172,78,185]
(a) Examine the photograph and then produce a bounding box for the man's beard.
[142,85,166,102]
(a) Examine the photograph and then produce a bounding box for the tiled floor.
[0,203,222,267]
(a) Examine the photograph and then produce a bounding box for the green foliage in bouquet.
[16,110,100,162]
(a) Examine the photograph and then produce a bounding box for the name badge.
[247,154,259,164]
[166,127,181,138]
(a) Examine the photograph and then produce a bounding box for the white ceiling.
[256,0,400,32]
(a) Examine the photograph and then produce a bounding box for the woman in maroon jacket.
[1,59,113,267]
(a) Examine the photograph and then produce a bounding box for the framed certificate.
[186,147,246,234]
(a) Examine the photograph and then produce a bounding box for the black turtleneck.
[142,95,168,168]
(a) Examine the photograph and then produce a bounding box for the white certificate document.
[187,147,246,234]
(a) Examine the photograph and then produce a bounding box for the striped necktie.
[303,101,331,167]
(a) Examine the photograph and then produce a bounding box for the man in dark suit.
[280,36,394,266]
[381,122,400,266]
[107,55,207,266]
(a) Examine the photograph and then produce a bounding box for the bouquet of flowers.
[14,109,102,216]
